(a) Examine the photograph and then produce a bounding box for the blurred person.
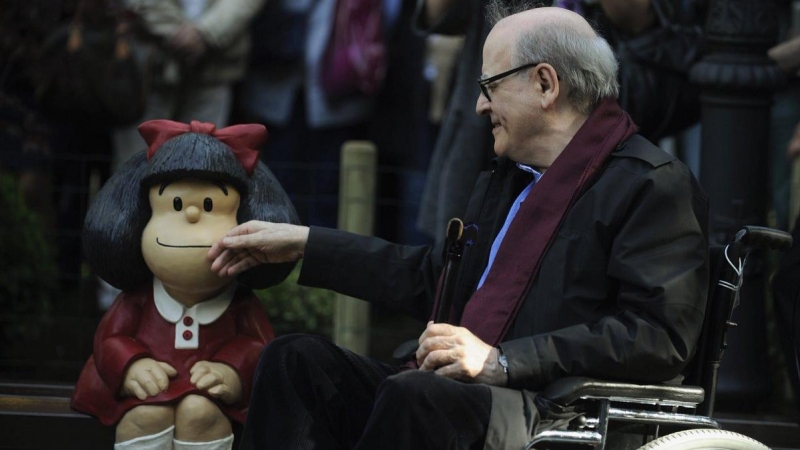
[368,0,437,245]
[112,0,266,170]
[236,0,386,228]
[414,0,504,245]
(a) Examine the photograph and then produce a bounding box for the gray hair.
[485,0,550,25]
[485,1,620,114]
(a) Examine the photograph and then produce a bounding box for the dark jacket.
[298,134,709,448]
[300,136,708,389]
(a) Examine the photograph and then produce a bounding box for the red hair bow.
[138,120,266,176]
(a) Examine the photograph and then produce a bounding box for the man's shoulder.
[610,134,676,170]
[599,134,702,199]
[599,135,705,204]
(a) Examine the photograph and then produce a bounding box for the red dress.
[71,282,274,425]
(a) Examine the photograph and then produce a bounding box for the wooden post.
[333,141,377,355]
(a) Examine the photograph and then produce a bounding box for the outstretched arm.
[208,221,310,277]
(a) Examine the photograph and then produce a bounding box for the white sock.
[173,434,234,450]
[115,425,175,450]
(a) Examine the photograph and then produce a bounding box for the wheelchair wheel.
[637,429,769,449]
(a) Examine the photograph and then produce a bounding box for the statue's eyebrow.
[213,181,229,196]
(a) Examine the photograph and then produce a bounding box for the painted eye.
[204,198,213,212]
[173,197,182,211]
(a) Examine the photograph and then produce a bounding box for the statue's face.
[141,178,240,301]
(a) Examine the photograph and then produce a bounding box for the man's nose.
[475,93,490,115]
[185,205,201,223]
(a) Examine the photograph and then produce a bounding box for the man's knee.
[376,370,444,405]
[262,334,331,360]
[259,334,338,375]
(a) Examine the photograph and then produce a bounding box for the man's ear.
[536,64,560,109]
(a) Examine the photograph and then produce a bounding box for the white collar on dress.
[153,278,236,325]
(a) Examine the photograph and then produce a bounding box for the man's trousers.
[239,334,492,450]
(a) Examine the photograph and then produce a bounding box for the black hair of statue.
[83,132,300,291]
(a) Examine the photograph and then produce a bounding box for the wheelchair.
[522,226,793,450]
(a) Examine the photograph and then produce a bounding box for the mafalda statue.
[71,120,298,450]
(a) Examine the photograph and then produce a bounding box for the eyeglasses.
[477,62,542,102]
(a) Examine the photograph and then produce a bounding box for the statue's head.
[83,120,300,293]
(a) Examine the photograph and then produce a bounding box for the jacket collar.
[153,278,236,325]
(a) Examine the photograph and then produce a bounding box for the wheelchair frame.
[524,226,794,450]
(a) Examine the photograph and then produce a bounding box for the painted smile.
[156,237,212,249]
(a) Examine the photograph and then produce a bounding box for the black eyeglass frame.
[477,62,542,102]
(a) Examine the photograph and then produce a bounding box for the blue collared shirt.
[476,164,543,290]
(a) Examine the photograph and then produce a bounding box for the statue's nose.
[185,205,201,223]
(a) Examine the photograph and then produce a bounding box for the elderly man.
[208,5,709,450]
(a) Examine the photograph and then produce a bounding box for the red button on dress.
[183,316,194,326]
[183,330,193,340]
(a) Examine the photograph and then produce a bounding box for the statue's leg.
[116,404,176,449]
[173,394,233,449]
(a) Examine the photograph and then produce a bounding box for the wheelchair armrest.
[541,377,705,408]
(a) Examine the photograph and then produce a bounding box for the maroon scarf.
[455,98,637,346]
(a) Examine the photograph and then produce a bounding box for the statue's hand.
[121,358,178,400]
[190,361,243,405]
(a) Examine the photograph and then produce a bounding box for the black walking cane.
[393,218,469,363]
[435,218,467,323]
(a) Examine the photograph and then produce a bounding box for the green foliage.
[254,264,335,338]
[0,173,57,343]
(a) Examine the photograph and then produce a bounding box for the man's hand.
[190,361,243,405]
[169,24,207,65]
[208,221,310,277]
[121,358,178,400]
[416,322,508,386]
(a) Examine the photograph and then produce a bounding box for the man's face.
[141,178,240,301]
[476,28,541,161]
